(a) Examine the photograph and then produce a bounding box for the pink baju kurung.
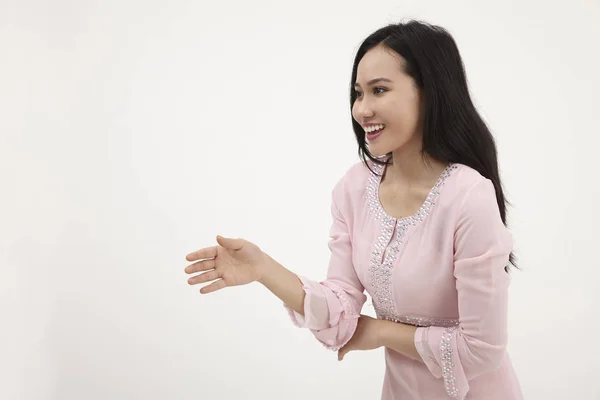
[284,159,523,399]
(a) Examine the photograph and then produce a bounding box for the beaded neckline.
[373,160,456,222]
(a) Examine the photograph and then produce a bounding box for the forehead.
[355,46,404,82]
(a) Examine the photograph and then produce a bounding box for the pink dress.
[283,159,523,400]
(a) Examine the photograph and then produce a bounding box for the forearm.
[378,320,421,361]
[257,253,307,316]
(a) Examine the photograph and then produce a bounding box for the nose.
[353,98,375,123]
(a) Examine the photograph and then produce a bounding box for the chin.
[367,144,391,158]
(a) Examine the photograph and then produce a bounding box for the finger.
[188,270,220,285]
[184,259,216,274]
[200,279,227,294]
[216,235,244,251]
[338,343,353,360]
[186,246,218,262]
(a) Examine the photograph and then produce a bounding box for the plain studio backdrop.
[1,0,599,399]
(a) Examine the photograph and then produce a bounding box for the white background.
[1,0,599,399]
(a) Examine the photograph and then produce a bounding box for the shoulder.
[432,163,501,225]
[443,163,494,204]
[447,163,488,194]
[331,158,378,198]
[445,164,503,227]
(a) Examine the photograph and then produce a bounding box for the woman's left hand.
[338,314,383,361]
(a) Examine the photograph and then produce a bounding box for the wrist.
[377,319,391,348]
[377,320,418,351]
[257,253,276,285]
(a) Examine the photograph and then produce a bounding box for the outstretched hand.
[185,235,267,294]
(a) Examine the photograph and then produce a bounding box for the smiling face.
[352,44,424,158]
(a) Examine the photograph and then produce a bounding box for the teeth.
[365,124,385,133]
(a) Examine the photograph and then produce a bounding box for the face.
[352,45,424,158]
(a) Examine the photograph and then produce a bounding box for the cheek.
[389,98,420,126]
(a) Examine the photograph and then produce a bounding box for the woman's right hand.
[184,235,269,294]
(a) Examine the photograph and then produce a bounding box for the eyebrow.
[354,77,393,88]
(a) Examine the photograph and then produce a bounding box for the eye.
[354,87,387,98]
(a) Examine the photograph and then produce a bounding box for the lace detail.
[441,326,459,398]
[366,160,458,321]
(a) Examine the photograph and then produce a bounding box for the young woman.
[184,20,523,400]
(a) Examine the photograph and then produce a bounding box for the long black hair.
[350,20,518,271]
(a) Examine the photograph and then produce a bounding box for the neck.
[384,147,447,188]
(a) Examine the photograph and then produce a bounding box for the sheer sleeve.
[414,178,513,399]
[283,178,367,351]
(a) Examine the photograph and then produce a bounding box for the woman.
[184,20,523,399]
